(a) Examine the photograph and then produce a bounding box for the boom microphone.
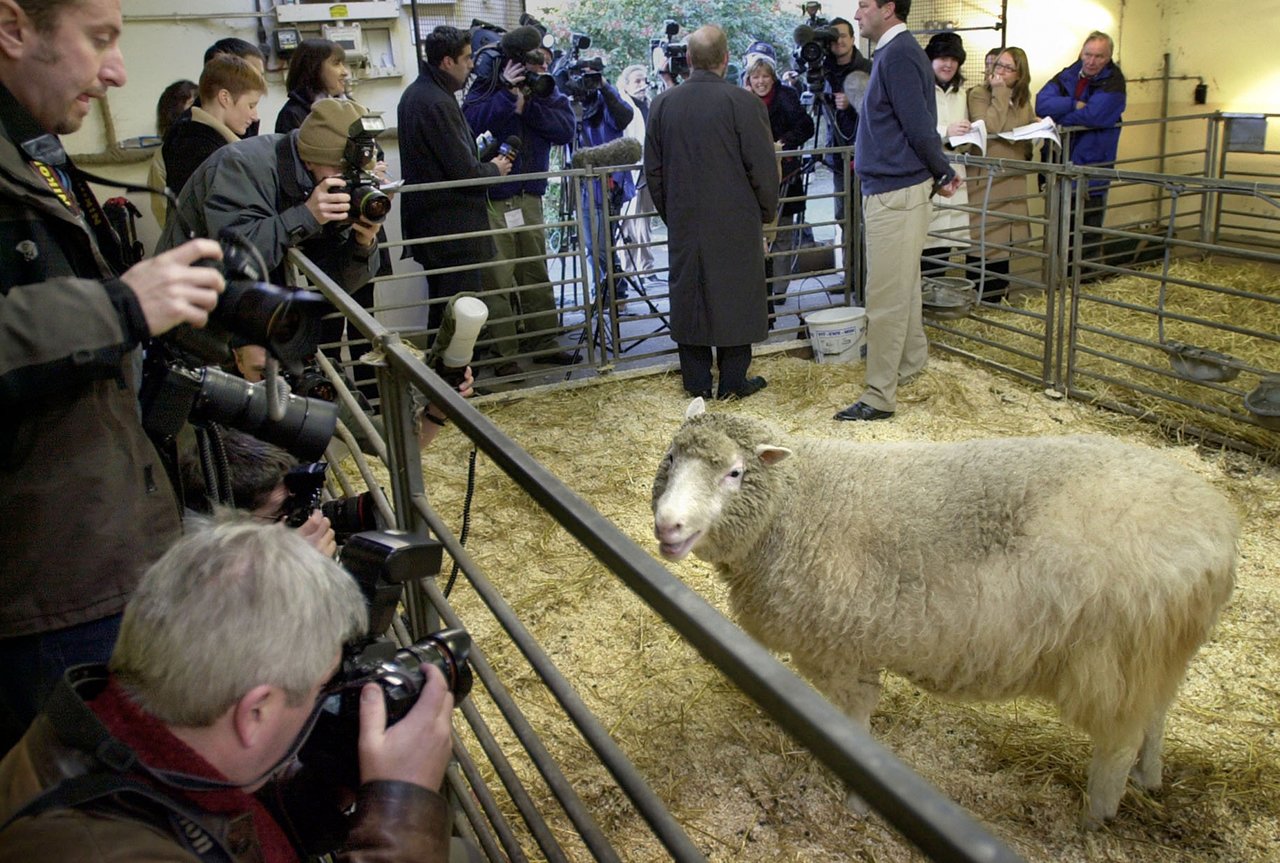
[570,137,643,170]
[793,24,816,47]
[499,25,544,61]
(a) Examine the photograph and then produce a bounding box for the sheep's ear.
[685,397,706,420]
[755,444,792,466]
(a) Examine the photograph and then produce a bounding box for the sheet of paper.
[948,119,987,155]
[996,117,1061,146]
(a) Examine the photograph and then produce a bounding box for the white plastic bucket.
[806,306,867,364]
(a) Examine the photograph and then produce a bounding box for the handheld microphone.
[498,135,522,160]
[569,137,643,170]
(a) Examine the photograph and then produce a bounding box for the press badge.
[504,208,525,229]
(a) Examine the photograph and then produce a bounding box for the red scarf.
[760,86,777,109]
[90,677,300,862]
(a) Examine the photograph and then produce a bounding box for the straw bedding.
[356,337,1278,862]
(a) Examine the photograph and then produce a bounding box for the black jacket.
[161,107,239,201]
[397,64,501,268]
[763,83,815,216]
[824,50,872,148]
[274,90,313,134]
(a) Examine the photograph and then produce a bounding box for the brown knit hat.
[297,98,366,166]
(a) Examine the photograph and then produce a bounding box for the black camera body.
[141,234,336,460]
[341,115,391,224]
[282,461,381,543]
[300,531,472,791]
[565,57,604,93]
[651,20,690,81]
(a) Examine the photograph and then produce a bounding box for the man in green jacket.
[0,0,224,751]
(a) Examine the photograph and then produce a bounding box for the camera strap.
[19,132,174,275]
[275,134,306,208]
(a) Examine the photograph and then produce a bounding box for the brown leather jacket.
[0,669,452,863]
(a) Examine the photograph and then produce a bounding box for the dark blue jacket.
[1035,59,1126,193]
[462,78,575,199]
[577,83,636,201]
[854,29,954,196]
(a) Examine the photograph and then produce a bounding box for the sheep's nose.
[654,521,683,542]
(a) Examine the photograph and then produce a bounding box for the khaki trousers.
[860,179,933,412]
[480,193,559,358]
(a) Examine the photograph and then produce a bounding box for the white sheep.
[651,398,1237,826]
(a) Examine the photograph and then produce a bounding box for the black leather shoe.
[685,388,713,399]
[717,376,767,400]
[833,401,894,422]
[534,350,577,366]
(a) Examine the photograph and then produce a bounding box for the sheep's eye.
[727,468,742,479]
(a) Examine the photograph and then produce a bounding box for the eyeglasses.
[993,61,1017,73]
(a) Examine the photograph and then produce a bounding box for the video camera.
[563,57,604,93]
[792,23,839,94]
[652,20,689,81]
[471,18,556,99]
[548,31,604,99]
[141,234,336,461]
[341,115,391,224]
[300,531,473,791]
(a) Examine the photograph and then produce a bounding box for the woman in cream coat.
[968,46,1035,301]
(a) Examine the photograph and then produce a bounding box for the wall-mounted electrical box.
[274,1,401,25]
[322,22,367,66]
[274,26,301,54]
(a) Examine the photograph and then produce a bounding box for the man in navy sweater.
[835,0,960,422]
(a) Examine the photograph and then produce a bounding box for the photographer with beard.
[0,520,456,862]
[820,18,872,236]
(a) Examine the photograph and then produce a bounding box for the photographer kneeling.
[0,520,456,862]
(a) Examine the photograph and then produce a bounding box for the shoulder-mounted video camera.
[561,57,605,95]
[651,20,689,81]
[342,115,391,224]
[471,18,556,99]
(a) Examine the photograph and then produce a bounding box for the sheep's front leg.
[823,668,883,729]
[796,662,883,815]
[1084,726,1144,829]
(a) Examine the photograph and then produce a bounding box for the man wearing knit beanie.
[297,97,366,166]
[157,97,383,295]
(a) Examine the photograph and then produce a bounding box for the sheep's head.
[651,398,792,563]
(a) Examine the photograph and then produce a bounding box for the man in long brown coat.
[644,25,779,399]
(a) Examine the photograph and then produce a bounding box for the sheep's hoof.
[844,789,870,817]
[1129,763,1162,792]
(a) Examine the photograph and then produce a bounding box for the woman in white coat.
[921,32,971,280]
